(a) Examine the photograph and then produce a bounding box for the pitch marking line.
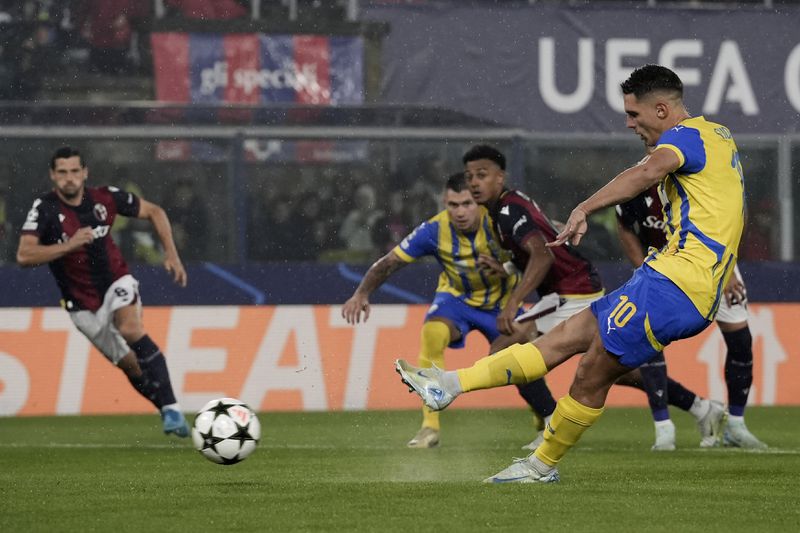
[4,442,800,455]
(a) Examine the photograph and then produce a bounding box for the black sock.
[723,326,753,416]
[638,352,669,420]
[516,378,557,418]
[666,378,697,412]
[130,335,177,409]
[126,373,160,408]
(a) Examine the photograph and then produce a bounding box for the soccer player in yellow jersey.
[343,173,532,448]
[395,64,746,482]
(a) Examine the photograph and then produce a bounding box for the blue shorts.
[425,292,510,349]
[590,265,710,368]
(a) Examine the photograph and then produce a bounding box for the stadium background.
[1,0,799,417]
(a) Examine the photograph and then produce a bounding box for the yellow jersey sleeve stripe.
[655,144,685,168]
[392,246,415,263]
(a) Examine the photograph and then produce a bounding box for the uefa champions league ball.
[192,398,261,465]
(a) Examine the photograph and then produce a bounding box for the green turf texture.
[1,407,798,532]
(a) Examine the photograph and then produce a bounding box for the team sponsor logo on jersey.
[93,203,108,222]
[642,215,667,232]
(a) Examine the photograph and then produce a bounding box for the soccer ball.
[192,397,261,465]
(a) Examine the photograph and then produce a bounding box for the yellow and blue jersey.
[646,116,745,320]
[392,208,518,310]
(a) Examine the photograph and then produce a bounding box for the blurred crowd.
[0,1,345,99]
[245,164,441,264]
[0,147,782,265]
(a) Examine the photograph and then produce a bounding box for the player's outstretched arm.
[342,251,407,324]
[16,229,94,267]
[550,148,680,247]
[497,235,553,335]
[137,198,187,287]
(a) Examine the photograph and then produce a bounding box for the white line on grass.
[4,442,800,454]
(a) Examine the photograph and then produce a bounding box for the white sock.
[655,419,673,429]
[530,454,554,474]
[728,414,744,425]
[442,370,463,394]
[689,397,709,419]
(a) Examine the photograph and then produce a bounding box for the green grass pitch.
[1,407,798,532]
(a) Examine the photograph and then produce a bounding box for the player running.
[343,172,536,448]
[17,146,190,438]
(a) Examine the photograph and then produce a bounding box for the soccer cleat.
[162,409,190,438]
[723,418,768,450]
[651,420,676,451]
[407,427,440,448]
[394,359,456,411]
[697,400,726,448]
[483,454,560,484]
[521,431,544,451]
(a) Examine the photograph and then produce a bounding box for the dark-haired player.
[17,146,190,437]
[617,184,766,449]
[343,172,529,448]
[397,64,748,483]
[460,144,605,450]
[462,144,727,452]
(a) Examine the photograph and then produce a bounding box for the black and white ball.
[192,398,261,465]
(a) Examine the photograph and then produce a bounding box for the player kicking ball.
[396,64,749,482]
[17,146,190,438]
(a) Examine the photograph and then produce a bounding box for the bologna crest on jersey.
[93,203,108,222]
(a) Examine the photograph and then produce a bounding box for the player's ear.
[655,102,668,119]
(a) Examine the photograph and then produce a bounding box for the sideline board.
[1,304,797,416]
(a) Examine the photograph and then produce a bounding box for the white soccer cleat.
[697,400,727,448]
[483,454,560,484]
[407,427,440,449]
[723,418,768,450]
[652,420,676,451]
[394,359,456,411]
[521,430,544,451]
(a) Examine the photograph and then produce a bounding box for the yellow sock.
[418,320,451,430]
[456,343,548,393]
[534,394,604,466]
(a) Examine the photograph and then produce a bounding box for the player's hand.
[497,306,520,336]
[548,206,588,247]
[477,254,506,277]
[342,294,370,324]
[66,227,95,250]
[164,256,187,287]
[724,274,746,306]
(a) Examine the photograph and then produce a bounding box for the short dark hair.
[50,146,85,170]
[620,64,683,99]
[462,144,506,171]
[445,172,468,193]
